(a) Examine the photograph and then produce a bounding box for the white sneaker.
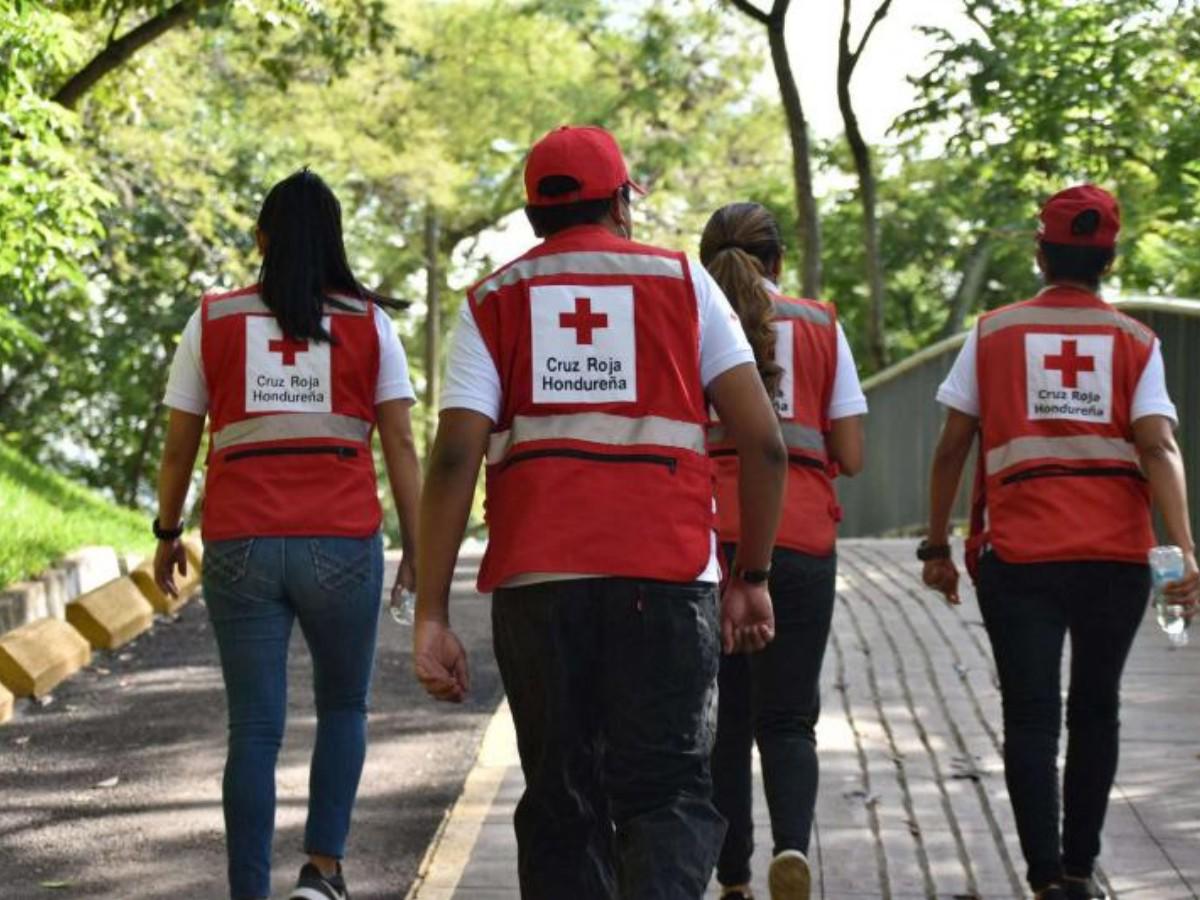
[768,850,811,900]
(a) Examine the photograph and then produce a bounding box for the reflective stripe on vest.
[212,412,373,452]
[985,434,1139,476]
[979,305,1152,345]
[706,421,826,456]
[472,251,685,303]
[207,294,369,321]
[488,412,706,465]
[772,300,832,326]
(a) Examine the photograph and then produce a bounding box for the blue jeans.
[712,545,837,886]
[203,534,383,900]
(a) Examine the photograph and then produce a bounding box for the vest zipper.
[224,445,359,463]
[1000,463,1144,486]
[711,448,824,471]
[500,447,677,474]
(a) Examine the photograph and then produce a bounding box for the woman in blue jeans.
[152,169,421,900]
[701,203,867,900]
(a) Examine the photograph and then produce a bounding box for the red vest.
[200,285,381,541]
[469,225,713,592]
[708,293,841,556]
[970,287,1155,565]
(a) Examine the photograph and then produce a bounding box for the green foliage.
[0,441,152,586]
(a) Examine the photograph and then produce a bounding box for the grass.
[0,442,154,588]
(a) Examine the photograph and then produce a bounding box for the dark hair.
[699,202,783,398]
[525,177,630,237]
[256,169,366,343]
[1039,241,1115,289]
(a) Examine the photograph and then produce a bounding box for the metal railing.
[838,296,1200,540]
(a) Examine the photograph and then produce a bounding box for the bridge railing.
[838,296,1200,540]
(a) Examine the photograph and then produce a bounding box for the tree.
[836,0,894,368]
[726,0,822,297]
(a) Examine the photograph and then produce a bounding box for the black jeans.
[711,546,837,886]
[977,552,1150,891]
[492,577,725,900]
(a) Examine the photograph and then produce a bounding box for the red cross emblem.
[1044,339,1094,388]
[559,297,608,345]
[268,336,310,366]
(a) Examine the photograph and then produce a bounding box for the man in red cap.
[920,184,1198,899]
[412,125,788,897]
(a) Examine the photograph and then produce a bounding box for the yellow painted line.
[405,699,517,899]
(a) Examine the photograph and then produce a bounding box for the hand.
[720,579,775,654]
[923,558,960,605]
[1164,551,1200,618]
[154,539,188,598]
[413,619,470,703]
[391,553,416,605]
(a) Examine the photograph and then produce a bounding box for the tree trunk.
[51,0,214,109]
[836,74,886,369]
[941,237,992,339]
[423,207,441,461]
[122,402,163,507]
[766,22,822,298]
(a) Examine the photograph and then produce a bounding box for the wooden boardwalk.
[410,540,1200,900]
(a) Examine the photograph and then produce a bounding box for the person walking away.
[411,125,788,899]
[920,184,1199,900]
[153,169,422,900]
[701,202,867,900]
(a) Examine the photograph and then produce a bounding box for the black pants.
[492,577,725,900]
[711,546,837,886]
[977,553,1149,891]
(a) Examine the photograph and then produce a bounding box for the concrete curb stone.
[0,546,123,635]
[66,577,156,650]
[0,618,92,697]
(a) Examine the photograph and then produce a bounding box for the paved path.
[0,547,502,900]
[410,540,1200,900]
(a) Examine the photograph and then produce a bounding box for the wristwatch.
[736,566,771,585]
[916,539,951,562]
[153,517,184,541]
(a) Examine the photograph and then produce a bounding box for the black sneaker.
[720,891,753,900]
[1064,877,1105,899]
[288,862,349,900]
[1035,886,1068,900]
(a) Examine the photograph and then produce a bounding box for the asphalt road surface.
[0,548,502,900]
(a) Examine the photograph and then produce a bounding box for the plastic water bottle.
[1149,545,1189,648]
[389,586,415,626]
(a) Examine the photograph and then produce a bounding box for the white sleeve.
[691,258,755,387]
[828,322,868,420]
[439,300,502,422]
[162,309,208,415]
[373,305,417,404]
[1131,338,1178,425]
[936,327,980,417]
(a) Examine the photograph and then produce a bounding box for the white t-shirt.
[936,324,1177,423]
[442,257,755,585]
[163,303,416,415]
[763,279,868,421]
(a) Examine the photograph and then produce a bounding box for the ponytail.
[699,203,784,399]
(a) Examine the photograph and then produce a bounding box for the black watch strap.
[916,540,951,562]
[736,567,771,585]
[153,517,184,541]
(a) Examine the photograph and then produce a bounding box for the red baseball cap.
[524,125,646,207]
[1038,184,1120,247]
